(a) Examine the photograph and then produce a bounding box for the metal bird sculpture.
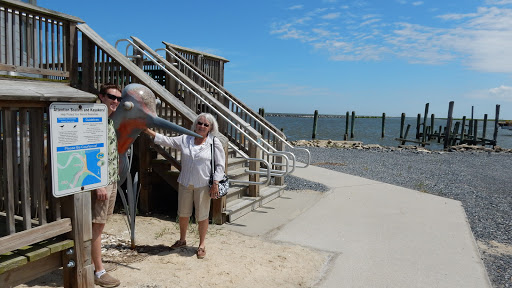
[111,83,201,182]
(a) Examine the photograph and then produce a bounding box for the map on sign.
[50,103,109,197]
[56,149,105,191]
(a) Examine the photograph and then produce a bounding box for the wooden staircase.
[150,146,285,223]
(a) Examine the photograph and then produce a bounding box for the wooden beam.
[0,251,62,287]
[0,218,72,255]
[0,64,69,77]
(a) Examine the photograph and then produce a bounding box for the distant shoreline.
[264,112,506,121]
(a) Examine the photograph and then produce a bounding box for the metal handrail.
[227,143,272,185]
[156,45,311,169]
[116,38,291,178]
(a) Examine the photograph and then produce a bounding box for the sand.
[20,212,329,288]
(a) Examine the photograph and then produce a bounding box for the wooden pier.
[395,102,500,149]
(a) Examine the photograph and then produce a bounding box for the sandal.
[197,247,206,259]
[170,240,186,250]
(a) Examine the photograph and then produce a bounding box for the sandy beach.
[21,203,329,288]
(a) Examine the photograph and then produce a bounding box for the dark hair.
[99,83,121,95]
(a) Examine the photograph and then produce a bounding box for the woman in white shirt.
[143,113,225,259]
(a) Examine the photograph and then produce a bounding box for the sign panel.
[49,103,109,197]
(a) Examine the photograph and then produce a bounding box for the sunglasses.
[105,93,122,102]
[196,121,210,127]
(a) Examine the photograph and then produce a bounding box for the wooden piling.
[482,114,488,140]
[402,124,411,145]
[461,116,466,142]
[473,120,478,145]
[345,111,349,140]
[430,114,435,140]
[312,110,319,139]
[438,125,442,143]
[400,113,405,139]
[452,122,460,146]
[493,104,500,146]
[444,101,454,149]
[421,103,429,146]
[381,113,386,138]
[468,117,473,137]
[415,114,421,139]
[350,111,355,138]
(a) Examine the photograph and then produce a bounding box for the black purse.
[209,137,229,199]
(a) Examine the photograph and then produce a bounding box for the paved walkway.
[224,164,492,288]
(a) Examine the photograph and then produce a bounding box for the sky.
[39,0,512,119]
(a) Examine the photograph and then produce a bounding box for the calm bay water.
[266,115,512,150]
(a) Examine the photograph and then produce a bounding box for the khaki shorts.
[178,184,211,221]
[92,182,117,224]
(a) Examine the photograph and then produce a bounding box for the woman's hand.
[143,128,156,139]
[209,182,219,199]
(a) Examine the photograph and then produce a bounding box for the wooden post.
[444,101,454,149]
[452,122,460,146]
[461,116,466,142]
[80,35,95,93]
[212,144,228,224]
[399,113,405,139]
[402,124,411,145]
[438,125,442,143]
[61,193,94,287]
[165,49,177,95]
[248,140,260,197]
[473,120,478,145]
[381,113,386,138]
[493,105,500,146]
[350,111,355,138]
[273,138,285,186]
[468,118,473,137]
[415,114,421,139]
[66,22,79,88]
[430,114,435,140]
[344,111,349,140]
[3,109,15,234]
[312,110,319,139]
[422,103,429,146]
[482,114,488,141]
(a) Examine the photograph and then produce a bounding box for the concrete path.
[224,164,492,288]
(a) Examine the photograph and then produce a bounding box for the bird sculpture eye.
[123,101,134,110]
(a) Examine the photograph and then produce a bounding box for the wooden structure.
[0,1,97,286]
[0,0,304,284]
[395,102,500,149]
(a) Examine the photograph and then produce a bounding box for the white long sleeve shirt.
[154,133,225,187]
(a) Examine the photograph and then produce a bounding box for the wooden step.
[224,185,285,222]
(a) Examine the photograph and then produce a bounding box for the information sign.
[49,103,109,197]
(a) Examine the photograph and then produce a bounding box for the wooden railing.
[162,42,287,149]
[0,0,83,81]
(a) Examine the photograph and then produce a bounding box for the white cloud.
[288,5,304,10]
[412,1,424,6]
[468,86,512,102]
[322,12,341,20]
[271,3,512,73]
[485,0,512,5]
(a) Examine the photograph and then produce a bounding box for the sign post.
[49,103,109,197]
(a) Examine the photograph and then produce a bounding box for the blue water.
[266,116,512,150]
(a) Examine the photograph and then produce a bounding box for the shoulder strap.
[210,137,216,175]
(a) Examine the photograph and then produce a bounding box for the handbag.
[209,137,229,199]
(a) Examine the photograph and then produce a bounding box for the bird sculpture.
[111,83,201,182]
